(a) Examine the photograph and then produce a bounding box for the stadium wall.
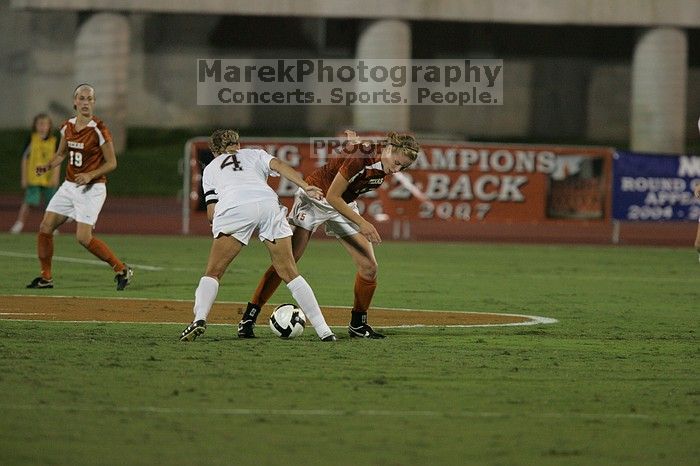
[1,2,700,147]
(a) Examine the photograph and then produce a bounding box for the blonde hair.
[387,132,420,161]
[209,129,240,155]
[73,83,95,99]
[72,83,95,110]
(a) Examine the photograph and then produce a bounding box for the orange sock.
[353,273,377,312]
[252,265,283,306]
[37,232,53,279]
[86,237,125,273]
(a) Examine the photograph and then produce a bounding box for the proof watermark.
[309,136,389,161]
[197,59,503,106]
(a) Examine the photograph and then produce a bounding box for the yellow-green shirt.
[25,133,57,186]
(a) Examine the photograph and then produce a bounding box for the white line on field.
[1,294,559,317]
[0,295,558,328]
[0,318,556,329]
[0,250,195,272]
[0,404,686,421]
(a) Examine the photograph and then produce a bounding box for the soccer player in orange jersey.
[237,130,420,339]
[26,84,133,290]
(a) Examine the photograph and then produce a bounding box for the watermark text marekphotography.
[197,59,503,106]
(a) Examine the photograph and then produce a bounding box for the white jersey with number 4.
[202,148,279,212]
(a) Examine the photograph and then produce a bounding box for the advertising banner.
[190,138,612,224]
[612,151,700,221]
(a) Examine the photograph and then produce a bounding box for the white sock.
[10,221,23,233]
[286,275,333,339]
[193,276,219,322]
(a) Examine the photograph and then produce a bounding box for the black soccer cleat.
[115,266,133,291]
[180,320,206,342]
[237,302,261,338]
[237,319,256,338]
[348,323,386,339]
[26,277,54,289]
[321,334,337,342]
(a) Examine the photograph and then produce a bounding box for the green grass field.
[0,233,697,465]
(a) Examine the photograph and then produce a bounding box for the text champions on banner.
[613,151,700,221]
[190,138,613,224]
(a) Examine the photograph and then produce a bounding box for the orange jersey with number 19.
[59,116,112,184]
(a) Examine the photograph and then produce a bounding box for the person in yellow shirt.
[10,114,60,234]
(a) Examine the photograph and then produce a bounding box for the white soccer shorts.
[45,181,107,226]
[212,200,293,245]
[288,188,361,238]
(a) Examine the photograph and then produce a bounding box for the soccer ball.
[269,304,306,338]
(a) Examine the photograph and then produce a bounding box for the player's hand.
[359,219,381,244]
[694,185,700,199]
[35,164,50,176]
[343,130,371,149]
[304,185,324,200]
[74,172,94,186]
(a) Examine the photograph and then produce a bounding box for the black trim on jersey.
[204,189,216,196]
[206,199,218,205]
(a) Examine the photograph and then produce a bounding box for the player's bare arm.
[36,136,67,176]
[326,172,381,244]
[694,184,700,199]
[206,202,216,224]
[269,157,323,200]
[74,141,117,186]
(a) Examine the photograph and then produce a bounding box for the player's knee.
[75,230,92,247]
[357,259,378,281]
[39,218,56,235]
[38,219,54,235]
[272,261,297,283]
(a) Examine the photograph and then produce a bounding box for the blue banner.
[612,151,700,221]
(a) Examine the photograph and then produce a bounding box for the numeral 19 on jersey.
[69,150,83,167]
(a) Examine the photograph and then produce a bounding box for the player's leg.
[252,226,312,305]
[26,210,68,288]
[238,226,313,337]
[73,184,132,290]
[74,222,132,289]
[10,203,29,233]
[43,186,61,234]
[181,235,244,342]
[248,190,320,310]
[263,236,334,340]
[12,186,41,233]
[337,233,384,339]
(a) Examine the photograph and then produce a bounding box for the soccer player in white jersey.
[180,129,336,342]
